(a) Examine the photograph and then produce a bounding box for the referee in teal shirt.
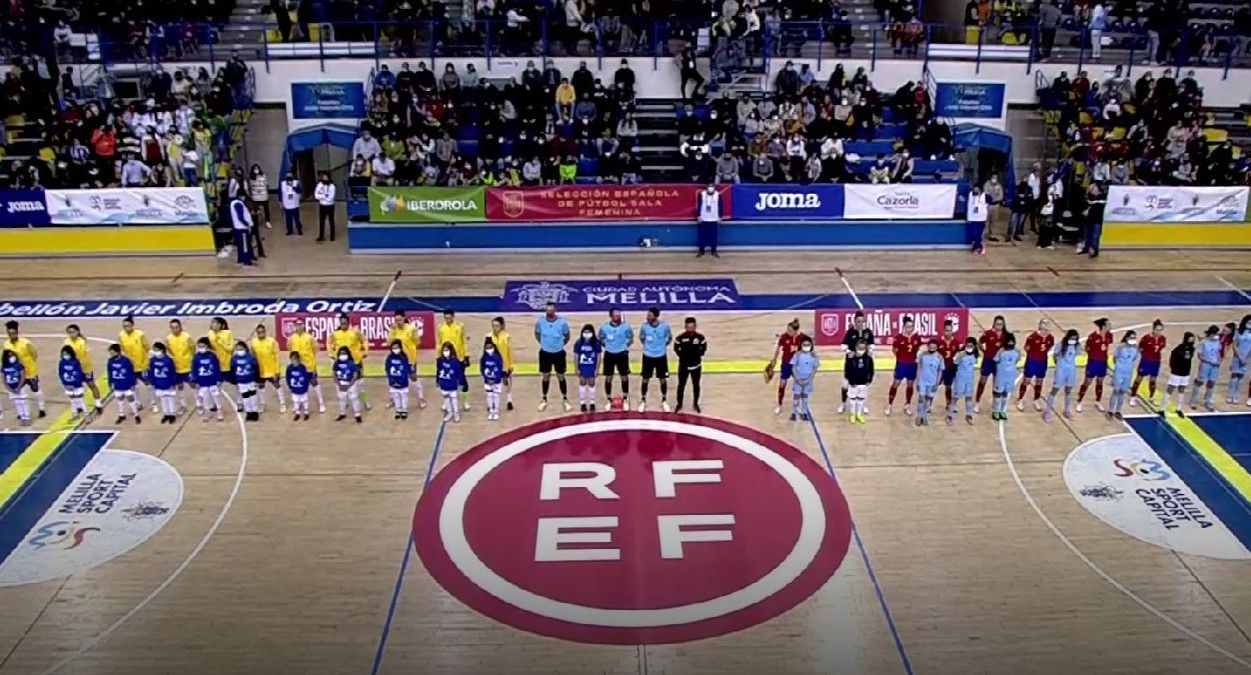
[535,301,572,412]
[599,308,634,407]
[638,306,673,412]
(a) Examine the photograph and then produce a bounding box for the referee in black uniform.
[674,317,707,413]
[839,310,875,414]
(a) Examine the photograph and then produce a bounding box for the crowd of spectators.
[0,0,231,61]
[1,52,249,190]
[676,60,954,184]
[346,58,641,189]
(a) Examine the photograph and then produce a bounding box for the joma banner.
[485,184,730,222]
[275,311,436,351]
[813,307,969,346]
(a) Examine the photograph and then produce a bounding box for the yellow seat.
[1002,32,1020,46]
[1203,128,1228,143]
[965,26,981,45]
[1109,126,1127,140]
[265,29,283,43]
[1079,111,1094,126]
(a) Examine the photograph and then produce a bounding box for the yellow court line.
[0,381,111,509]
[1165,415,1251,503]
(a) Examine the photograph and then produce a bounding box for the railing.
[5,18,1249,79]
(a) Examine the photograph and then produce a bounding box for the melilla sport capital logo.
[413,413,853,644]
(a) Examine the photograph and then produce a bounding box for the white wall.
[167,54,1251,108]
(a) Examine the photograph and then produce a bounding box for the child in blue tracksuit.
[481,338,505,421]
[573,324,603,413]
[789,336,819,421]
[1107,331,1139,419]
[285,352,312,421]
[3,349,28,425]
[385,340,415,421]
[915,340,945,426]
[436,343,466,422]
[231,341,261,422]
[1228,315,1251,405]
[148,342,180,424]
[333,346,363,423]
[191,338,225,421]
[1045,329,1083,422]
[58,345,89,419]
[1190,325,1222,411]
[106,344,141,424]
[991,334,1020,421]
[948,338,979,425]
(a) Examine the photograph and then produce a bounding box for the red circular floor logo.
[413,413,854,644]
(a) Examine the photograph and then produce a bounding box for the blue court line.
[1124,417,1251,552]
[369,419,448,675]
[1191,414,1251,473]
[0,433,39,476]
[806,417,915,675]
[0,432,109,566]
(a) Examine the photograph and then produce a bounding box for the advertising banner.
[368,186,486,223]
[934,82,1007,119]
[485,184,730,222]
[0,190,51,227]
[502,279,741,312]
[290,82,367,120]
[274,310,437,352]
[813,307,970,346]
[730,184,845,220]
[842,184,958,220]
[1104,185,1250,223]
[44,188,209,225]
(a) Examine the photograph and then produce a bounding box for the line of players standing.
[766,311,1251,427]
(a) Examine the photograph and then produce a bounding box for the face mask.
[338,354,349,361]
[1068,339,1078,345]
[856,348,867,356]
[965,347,975,354]
[1127,338,1138,346]
[802,345,812,352]
[62,353,72,360]
[155,351,165,358]
[234,349,246,357]
[196,346,207,353]
[582,332,593,339]
[391,348,402,355]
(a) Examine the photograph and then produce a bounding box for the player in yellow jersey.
[165,319,196,413]
[491,316,515,411]
[287,318,327,413]
[5,320,46,417]
[65,324,106,413]
[388,311,427,408]
[250,323,287,413]
[438,309,471,410]
[208,317,238,410]
[327,313,372,410]
[119,316,157,412]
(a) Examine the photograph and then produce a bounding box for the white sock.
[275,386,286,408]
[34,388,45,411]
[314,383,326,408]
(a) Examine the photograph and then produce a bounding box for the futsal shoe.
[773,405,781,415]
[134,416,142,424]
[293,413,301,422]
[280,404,287,414]
[418,398,427,409]
[394,412,402,420]
[336,413,347,421]
[694,403,701,413]
[537,399,549,412]
[355,415,363,423]
[1075,403,1083,413]
[507,401,514,411]
[638,401,647,412]
[318,404,327,414]
[1063,411,1075,421]
[1096,402,1106,412]
[1033,399,1043,412]
[790,413,798,421]
[946,415,954,426]
[661,400,670,413]
[152,404,160,414]
[965,415,974,425]
[884,405,893,417]
[1016,400,1025,412]
[463,400,471,411]
[973,403,981,413]
[442,410,453,421]
[115,415,127,425]
[837,403,845,414]
[563,399,573,412]
[589,404,597,413]
[904,405,913,416]
[302,413,310,421]
[674,405,682,414]
[581,404,588,413]
[1129,398,1138,407]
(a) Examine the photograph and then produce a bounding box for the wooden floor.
[1,233,1250,675]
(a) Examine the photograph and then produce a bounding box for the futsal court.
[1,245,1250,675]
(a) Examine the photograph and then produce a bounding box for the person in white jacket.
[230,196,254,266]
[314,172,336,242]
[279,172,302,235]
[966,185,989,256]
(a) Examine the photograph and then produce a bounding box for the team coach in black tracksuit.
[674,317,708,413]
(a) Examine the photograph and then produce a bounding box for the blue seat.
[846,140,896,156]
[457,126,481,141]
[914,159,959,174]
[875,123,907,140]
[574,177,599,185]
[457,140,479,157]
[578,158,600,175]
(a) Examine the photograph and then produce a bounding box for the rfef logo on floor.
[412,414,853,644]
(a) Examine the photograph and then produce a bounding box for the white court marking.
[995,420,1251,669]
[24,333,250,675]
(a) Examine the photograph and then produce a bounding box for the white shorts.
[291,392,309,403]
[390,384,409,394]
[1167,374,1191,388]
[64,386,84,397]
[238,382,258,394]
[847,384,868,399]
[114,388,135,398]
[483,382,501,393]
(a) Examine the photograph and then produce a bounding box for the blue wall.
[348,220,967,252]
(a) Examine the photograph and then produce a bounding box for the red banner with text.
[814,308,970,346]
[485,184,731,222]
[275,311,436,351]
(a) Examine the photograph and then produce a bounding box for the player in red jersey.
[768,319,807,415]
[1220,322,1235,359]
[974,315,1006,413]
[1076,318,1114,412]
[886,316,923,416]
[1130,319,1167,407]
[936,319,963,405]
[1017,319,1055,411]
